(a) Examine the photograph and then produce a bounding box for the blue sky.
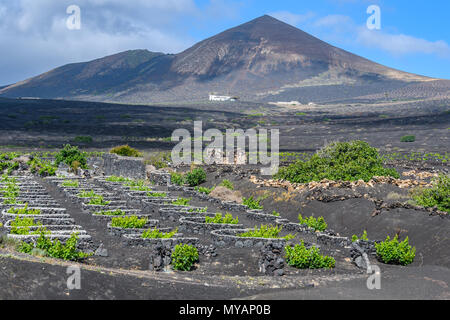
[0,0,449,85]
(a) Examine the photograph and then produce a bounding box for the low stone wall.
[350,240,378,269]
[107,220,159,237]
[258,242,285,276]
[211,228,287,248]
[102,153,146,179]
[122,233,198,248]
[178,216,244,235]
[149,171,171,186]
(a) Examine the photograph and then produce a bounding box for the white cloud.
[269,11,315,27]
[356,27,450,57]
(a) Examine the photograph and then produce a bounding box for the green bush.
[18,232,90,261]
[141,228,178,239]
[170,172,185,186]
[111,216,148,229]
[205,213,238,224]
[7,204,41,215]
[185,168,207,187]
[29,157,57,176]
[146,192,167,198]
[352,230,369,242]
[62,180,79,188]
[171,244,199,271]
[298,214,327,232]
[375,235,416,265]
[87,195,110,206]
[238,225,294,239]
[411,174,449,212]
[219,179,234,190]
[77,190,98,198]
[93,209,126,216]
[168,197,191,206]
[110,145,142,157]
[271,210,280,217]
[285,241,335,269]
[195,186,213,194]
[242,196,263,210]
[187,207,207,213]
[275,140,399,183]
[55,144,88,169]
[106,176,131,182]
[400,135,416,143]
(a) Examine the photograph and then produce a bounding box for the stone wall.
[101,153,146,179]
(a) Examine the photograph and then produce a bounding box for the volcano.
[0,15,432,103]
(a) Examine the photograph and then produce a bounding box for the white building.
[209,94,238,101]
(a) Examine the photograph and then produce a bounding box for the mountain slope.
[0,15,433,103]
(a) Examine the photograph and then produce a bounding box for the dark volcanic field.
[0,96,448,154]
[0,95,449,300]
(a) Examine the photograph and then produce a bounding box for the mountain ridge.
[0,15,435,103]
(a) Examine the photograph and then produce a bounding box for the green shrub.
[168,197,191,206]
[238,225,294,239]
[298,214,327,231]
[205,213,238,224]
[28,157,57,177]
[110,145,142,157]
[170,172,185,186]
[275,141,399,183]
[10,217,37,235]
[111,216,148,229]
[171,244,199,271]
[93,209,126,216]
[141,228,178,239]
[352,230,369,242]
[185,168,206,187]
[106,176,131,182]
[78,190,98,198]
[242,196,263,210]
[195,186,213,194]
[285,241,335,269]
[18,232,90,261]
[146,192,167,198]
[55,144,88,169]
[400,135,416,143]
[411,174,449,212]
[219,179,234,190]
[187,207,207,213]
[62,180,79,188]
[271,210,280,217]
[7,204,41,215]
[375,235,416,265]
[130,185,152,191]
[87,196,110,206]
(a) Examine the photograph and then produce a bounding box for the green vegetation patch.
[110,145,142,157]
[375,235,415,265]
[242,196,263,210]
[400,135,416,143]
[238,225,294,240]
[411,174,449,213]
[298,214,327,232]
[141,227,178,239]
[275,140,399,183]
[111,216,148,229]
[285,241,335,269]
[171,244,199,271]
[205,213,238,224]
[18,232,90,261]
[185,167,206,187]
